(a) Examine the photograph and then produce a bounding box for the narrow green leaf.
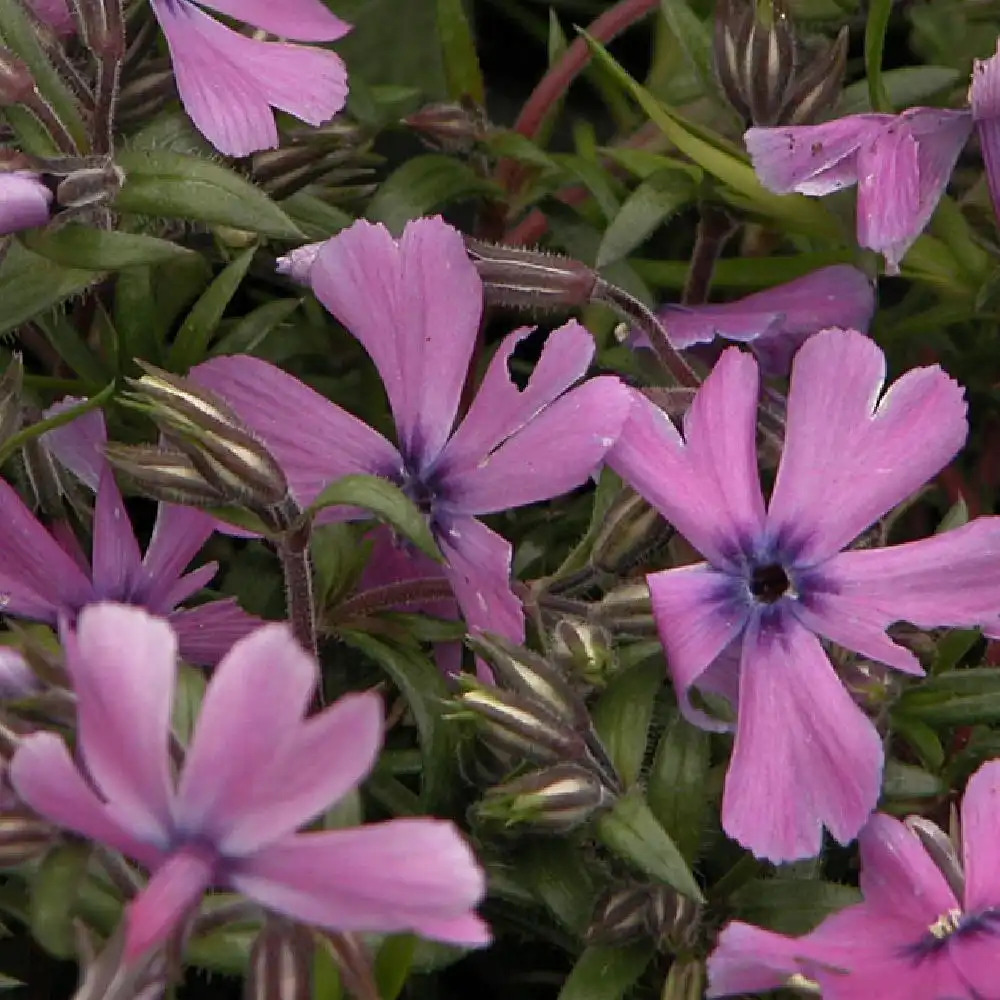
[595,789,704,902]
[172,662,207,747]
[647,709,710,864]
[168,247,256,371]
[591,659,663,787]
[114,267,165,367]
[210,298,301,357]
[730,878,860,934]
[841,65,960,114]
[21,225,193,270]
[893,714,945,771]
[882,760,945,800]
[864,0,893,112]
[30,843,89,958]
[114,149,304,239]
[374,934,417,1000]
[436,0,485,104]
[307,474,442,562]
[519,841,599,935]
[558,944,653,1000]
[366,155,499,232]
[0,242,99,337]
[597,168,697,267]
[342,632,454,810]
[931,628,981,674]
[313,938,343,1000]
[659,0,721,104]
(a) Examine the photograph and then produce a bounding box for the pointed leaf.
[29,843,89,958]
[436,0,484,104]
[20,225,194,270]
[374,934,416,1000]
[729,877,860,934]
[558,944,653,1000]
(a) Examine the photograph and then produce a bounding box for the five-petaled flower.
[608,327,1000,861]
[192,216,632,662]
[0,405,257,665]
[9,603,489,960]
[707,758,1000,999]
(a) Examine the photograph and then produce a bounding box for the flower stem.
[682,206,737,306]
[272,498,318,660]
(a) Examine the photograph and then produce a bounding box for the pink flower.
[148,0,351,156]
[708,759,1000,999]
[649,265,876,376]
[972,41,1000,228]
[608,327,1000,861]
[192,217,632,657]
[10,603,488,960]
[745,107,973,273]
[0,171,53,235]
[0,405,257,665]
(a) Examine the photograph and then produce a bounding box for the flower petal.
[0,477,93,620]
[0,172,53,234]
[767,328,967,564]
[40,398,106,490]
[647,564,749,731]
[132,504,216,612]
[311,218,482,467]
[194,0,350,41]
[90,469,142,601]
[959,759,1000,913]
[66,604,176,844]
[124,844,215,961]
[229,820,486,943]
[608,349,765,570]
[150,0,347,157]
[175,623,316,837]
[190,354,402,509]
[721,613,884,862]
[744,115,890,195]
[168,597,262,667]
[972,43,1000,225]
[219,692,384,856]
[439,320,597,475]
[443,376,631,515]
[437,516,523,650]
[707,921,817,997]
[10,732,163,867]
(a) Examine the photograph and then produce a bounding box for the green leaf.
[437,0,484,104]
[893,714,945,771]
[895,668,1000,726]
[307,474,442,562]
[595,789,704,902]
[582,33,841,239]
[931,628,981,674]
[558,944,653,1000]
[730,877,860,934]
[21,225,193,270]
[840,65,961,114]
[173,662,207,746]
[864,0,894,112]
[647,709,710,864]
[591,658,663,787]
[0,242,99,337]
[597,168,698,267]
[168,247,256,371]
[313,937,343,1000]
[882,760,944,800]
[30,843,89,958]
[114,149,304,239]
[659,0,721,104]
[374,934,416,1000]
[210,297,301,357]
[366,155,499,232]
[519,841,599,935]
[342,632,454,811]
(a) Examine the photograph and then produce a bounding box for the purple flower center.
[902,906,1000,961]
[749,563,791,603]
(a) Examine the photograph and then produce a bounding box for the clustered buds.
[714,0,848,126]
[457,633,622,833]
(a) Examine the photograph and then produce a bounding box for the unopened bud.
[0,812,55,866]
[648,886,702,951]
[586,885,656,945]
[247,920,313,1000]
[466,632,587,728]
[0,354,23,447]
[662,958,705,1000]
[590,489,674,577]
[905,815,965,903]
[54,162,125,212]
[778,26,848,126]
[551,619,616,687]
[0,47,36,106]
[478,763,615,833]
[104,443,229,507]
[404,101,487,153]
[124,363,288,511]
[276,242,324,285]
[463,237,596,311]
[455,686,589,766]
[595,583,659,637]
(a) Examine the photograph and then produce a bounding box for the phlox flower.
[192,217,631,658]
[745,107,972,273]
[972,41,1000,226]
[649,265,875,376]
[9,603,488,960]
[608,327,1000,862]
[0,172,53,235]
[0,405,257,665]
[708,758,1000,999]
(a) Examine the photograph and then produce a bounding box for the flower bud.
[247,920,313,1000]
[662,958,706,1000]
[586,884,701,950]
[594,582,659,637]
[53,162,125,212]
[104,443,230,507]
[477,763,616,833]
[454,686,589,766]
[0,812,54,866]
[463,237,596,312]
[585,884,656,945]
[124,363,288,511]
[404,101,487,153]
[589,488,674,577]
[778,26,848,126]
[276,242,324,285]
[551,619,617,687]
[0,47,37,106]
[466,632,587,728]
[905,815,965,902]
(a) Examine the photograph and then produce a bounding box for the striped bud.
[0,813,54,866]
[594,583,659,637]
[246,921,313,1000]
[551,619,616,687]
[104,443,229,507]
[662,958,706,1000]
[590,488,674,577]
